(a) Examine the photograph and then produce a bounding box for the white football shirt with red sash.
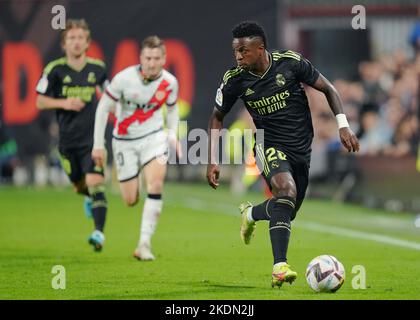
[105,65,178,140]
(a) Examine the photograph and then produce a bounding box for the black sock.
[89,186,107,232]
[269,196,295,264]
[251,198,275,221]
[147,193,162,200]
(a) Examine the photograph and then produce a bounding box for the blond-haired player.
[92,36,181,260]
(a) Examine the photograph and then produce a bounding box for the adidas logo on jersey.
[63,75,72,83]
[245,88,254,96]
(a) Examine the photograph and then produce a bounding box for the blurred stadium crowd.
[307,49,419,183]
[310,50,418,157]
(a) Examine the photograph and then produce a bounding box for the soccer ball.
[305,255,345,293]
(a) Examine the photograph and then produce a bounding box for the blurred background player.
[92,36,181,261]
[35,19,109,251]
[207,21,359,288]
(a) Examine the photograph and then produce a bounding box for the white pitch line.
[295,221,420,251]
[174,196,420,252]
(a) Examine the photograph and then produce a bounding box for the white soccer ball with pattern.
[305,255,345,293]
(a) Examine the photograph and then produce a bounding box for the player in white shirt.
[92,36,181,261]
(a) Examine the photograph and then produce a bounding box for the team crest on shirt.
[155,90,166,101]
[276,73,286,87]
[63,75,72,83]
[87,72,96,83]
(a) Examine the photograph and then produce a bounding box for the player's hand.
[91,148,106,168]
[206,164,220,189]
[168,135,183,159]
[62,97,85,111]
[339,127,360,153]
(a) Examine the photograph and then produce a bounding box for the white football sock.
[138,197,163,248]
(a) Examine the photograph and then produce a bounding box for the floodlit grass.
[1,182,419,299]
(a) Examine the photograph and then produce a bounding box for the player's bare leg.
[85,173,107,251]
[119,177,140,207]
[133,157,167,261]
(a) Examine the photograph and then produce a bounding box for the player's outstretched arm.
[36,94,85,112]
[310,74,360,153]
[206,107,225,189]
[92,93,116,168]
[166,104,183,159]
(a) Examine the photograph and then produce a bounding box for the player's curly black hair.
[231,21,267,48]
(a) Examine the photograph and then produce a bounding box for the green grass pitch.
[1,182,420,300]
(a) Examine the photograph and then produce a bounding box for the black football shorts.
[58,145,104,183]
[254,142,309,214]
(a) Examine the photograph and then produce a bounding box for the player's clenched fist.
[168,134,183,159]
[62,97,85,112]
[206,163,220,189]
[339,127,360,153]
[92,148,106,168]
